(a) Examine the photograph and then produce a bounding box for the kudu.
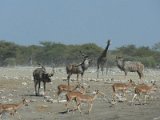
[116,56,144,79]
[33,65,54,96]
[66,51,91,86]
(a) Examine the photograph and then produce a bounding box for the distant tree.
[0,40,159,68]
[116,45,137,56]
[153,42,160,51]
[4,58,16,66]
[0,40,17,66]
[135,46,154,57]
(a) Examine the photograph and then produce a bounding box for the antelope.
[57,84,83,102]
[112,79,136,101]
[65,86,88,112]
[33,65,54,96]
[74,90,103,114]
[0,98,28,120]
[131,81,157,105]
[116,56,144,80]
[66,51,91,86]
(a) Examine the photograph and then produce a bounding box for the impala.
[132,81,157,105]
[0,98,28,120]
[112,79,135,101]
[74,90,103,114]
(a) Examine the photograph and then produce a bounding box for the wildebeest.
[66,51,91,86]
[116,56,144,79]
[33,65,54,96]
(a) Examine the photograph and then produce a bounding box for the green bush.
[4,58,16,66]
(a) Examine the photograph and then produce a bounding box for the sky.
[0,0,160,49]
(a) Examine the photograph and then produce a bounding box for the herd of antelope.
[0,50,159,119]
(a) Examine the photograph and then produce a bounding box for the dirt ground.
[0,66,160,120]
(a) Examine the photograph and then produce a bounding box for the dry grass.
[0,66,160,120]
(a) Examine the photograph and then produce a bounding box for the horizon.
[0,39,157,50]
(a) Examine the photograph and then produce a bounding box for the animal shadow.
[23,94,43,97]
[58,109,75,114]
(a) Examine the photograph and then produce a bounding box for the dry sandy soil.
[0,66,160,120]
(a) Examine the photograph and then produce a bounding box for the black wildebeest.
[116,56,144,79]
[33,65,54,96]
[66,51,91,86]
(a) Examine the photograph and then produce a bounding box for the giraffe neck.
[101,42,110,57]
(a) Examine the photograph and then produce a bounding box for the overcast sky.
[0,0,160,49]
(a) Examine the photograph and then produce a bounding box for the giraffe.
[97,40,111,78]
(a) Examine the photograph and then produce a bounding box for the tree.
[153,42,160,52]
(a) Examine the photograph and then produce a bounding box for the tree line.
[0,40,160,68]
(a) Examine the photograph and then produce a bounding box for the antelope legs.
[88,103,93,114]
[131,94,137,104]
[77,103,82,114]
[75,102,93,114]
